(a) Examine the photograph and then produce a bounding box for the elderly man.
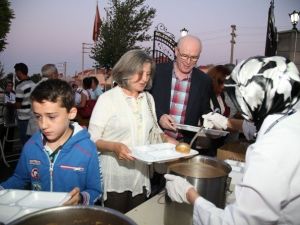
[26,64,59,136]
[150,35,212,144]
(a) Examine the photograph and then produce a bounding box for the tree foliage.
[0,0,14,52]
[90,0,156,69]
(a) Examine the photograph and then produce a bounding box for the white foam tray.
[0,189,70,224]
[175,124,200,132]
[175,124,229,137]
[131,143,198,164]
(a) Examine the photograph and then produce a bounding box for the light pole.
[180,28,188,37]
[82,43,93,75]
[57,62,67,79]
[230,25,237,64]
[289,10,300,30]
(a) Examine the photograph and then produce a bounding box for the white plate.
[0,189,8,196]
[0,205,21,224]
[175,124,200,132]
[0,189,30,205]
[0,190,70,224]
[203,128,229,137]
[10,208,40,223]
[17,191,70,208]
[131,143,198,164]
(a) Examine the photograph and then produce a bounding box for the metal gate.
[152,23,176,64]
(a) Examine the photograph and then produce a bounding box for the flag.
[92,4,102,42]
[265,0,277,56]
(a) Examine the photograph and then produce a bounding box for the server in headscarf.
[164,56,300,225]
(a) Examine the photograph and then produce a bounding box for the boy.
[0,79,103,205]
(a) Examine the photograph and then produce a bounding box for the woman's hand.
[114,142,135,161]
[63,187,81,205]
[163,134,179,145]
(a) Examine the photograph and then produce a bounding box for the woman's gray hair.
[112,49,155,90]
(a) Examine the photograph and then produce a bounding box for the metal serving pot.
[164,155,231,225]
[8,206,137,225]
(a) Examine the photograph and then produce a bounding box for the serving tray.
[131,143,198,164]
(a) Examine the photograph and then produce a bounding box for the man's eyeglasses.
[177,49,199,62]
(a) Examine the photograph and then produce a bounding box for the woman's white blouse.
[88,86,156,201]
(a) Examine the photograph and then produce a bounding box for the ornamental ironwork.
[152,23,176,64]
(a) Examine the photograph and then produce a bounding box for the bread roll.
[175,143,191,154]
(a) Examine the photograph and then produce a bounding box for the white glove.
[164,174,193,204]
[202,112,228,130]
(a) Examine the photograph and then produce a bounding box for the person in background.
[14,63,35,145]
[150,34,212,144]
[4,81,16,105]
[165,56,300,224]
[40,64,60,80]
[2,81,17,151]
[88,49,177,213]
[199,65,231,156]
[83,77,96,100]
[90,76,103,99]
[71,82,82,107]
[203,63,257,142]
[3,81,16,125]
[0,79,103,205]
[76,77,96,127]
[27,64,60,136]
[207,65,230,117]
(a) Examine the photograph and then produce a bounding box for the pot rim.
[7,205,138,225]
[167,155,232,179]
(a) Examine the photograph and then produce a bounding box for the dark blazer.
[150,62,213,140]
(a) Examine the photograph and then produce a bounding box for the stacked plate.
[0,189,70,224]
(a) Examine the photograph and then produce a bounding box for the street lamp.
[289,10,300,30]
[180,28,188,37]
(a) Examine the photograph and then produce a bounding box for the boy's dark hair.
[31,79,75,112]
[14,63,28,75]
[91,76,99,85]
[82,77,92,89]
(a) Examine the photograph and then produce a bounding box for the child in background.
[0,79,103,205]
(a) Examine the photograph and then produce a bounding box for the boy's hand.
[63,187,81,205]
[114,142,134,161]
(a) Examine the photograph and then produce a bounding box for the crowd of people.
[1,34,300,224]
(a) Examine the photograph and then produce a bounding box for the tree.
[0,0,14,52]
[0,62,4,78]
[90,0,156,69]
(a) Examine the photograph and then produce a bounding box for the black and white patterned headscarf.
[225,56,300,129]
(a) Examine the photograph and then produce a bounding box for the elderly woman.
[165,56,300,224]
[88,49,176,213]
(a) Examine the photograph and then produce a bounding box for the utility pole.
[82,43,93,75]
[230,25,237,64]
[63,62,67,78]
[57,62,67,79]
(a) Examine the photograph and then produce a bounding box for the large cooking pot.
[164,155,231,225]
[7,206,137,225]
